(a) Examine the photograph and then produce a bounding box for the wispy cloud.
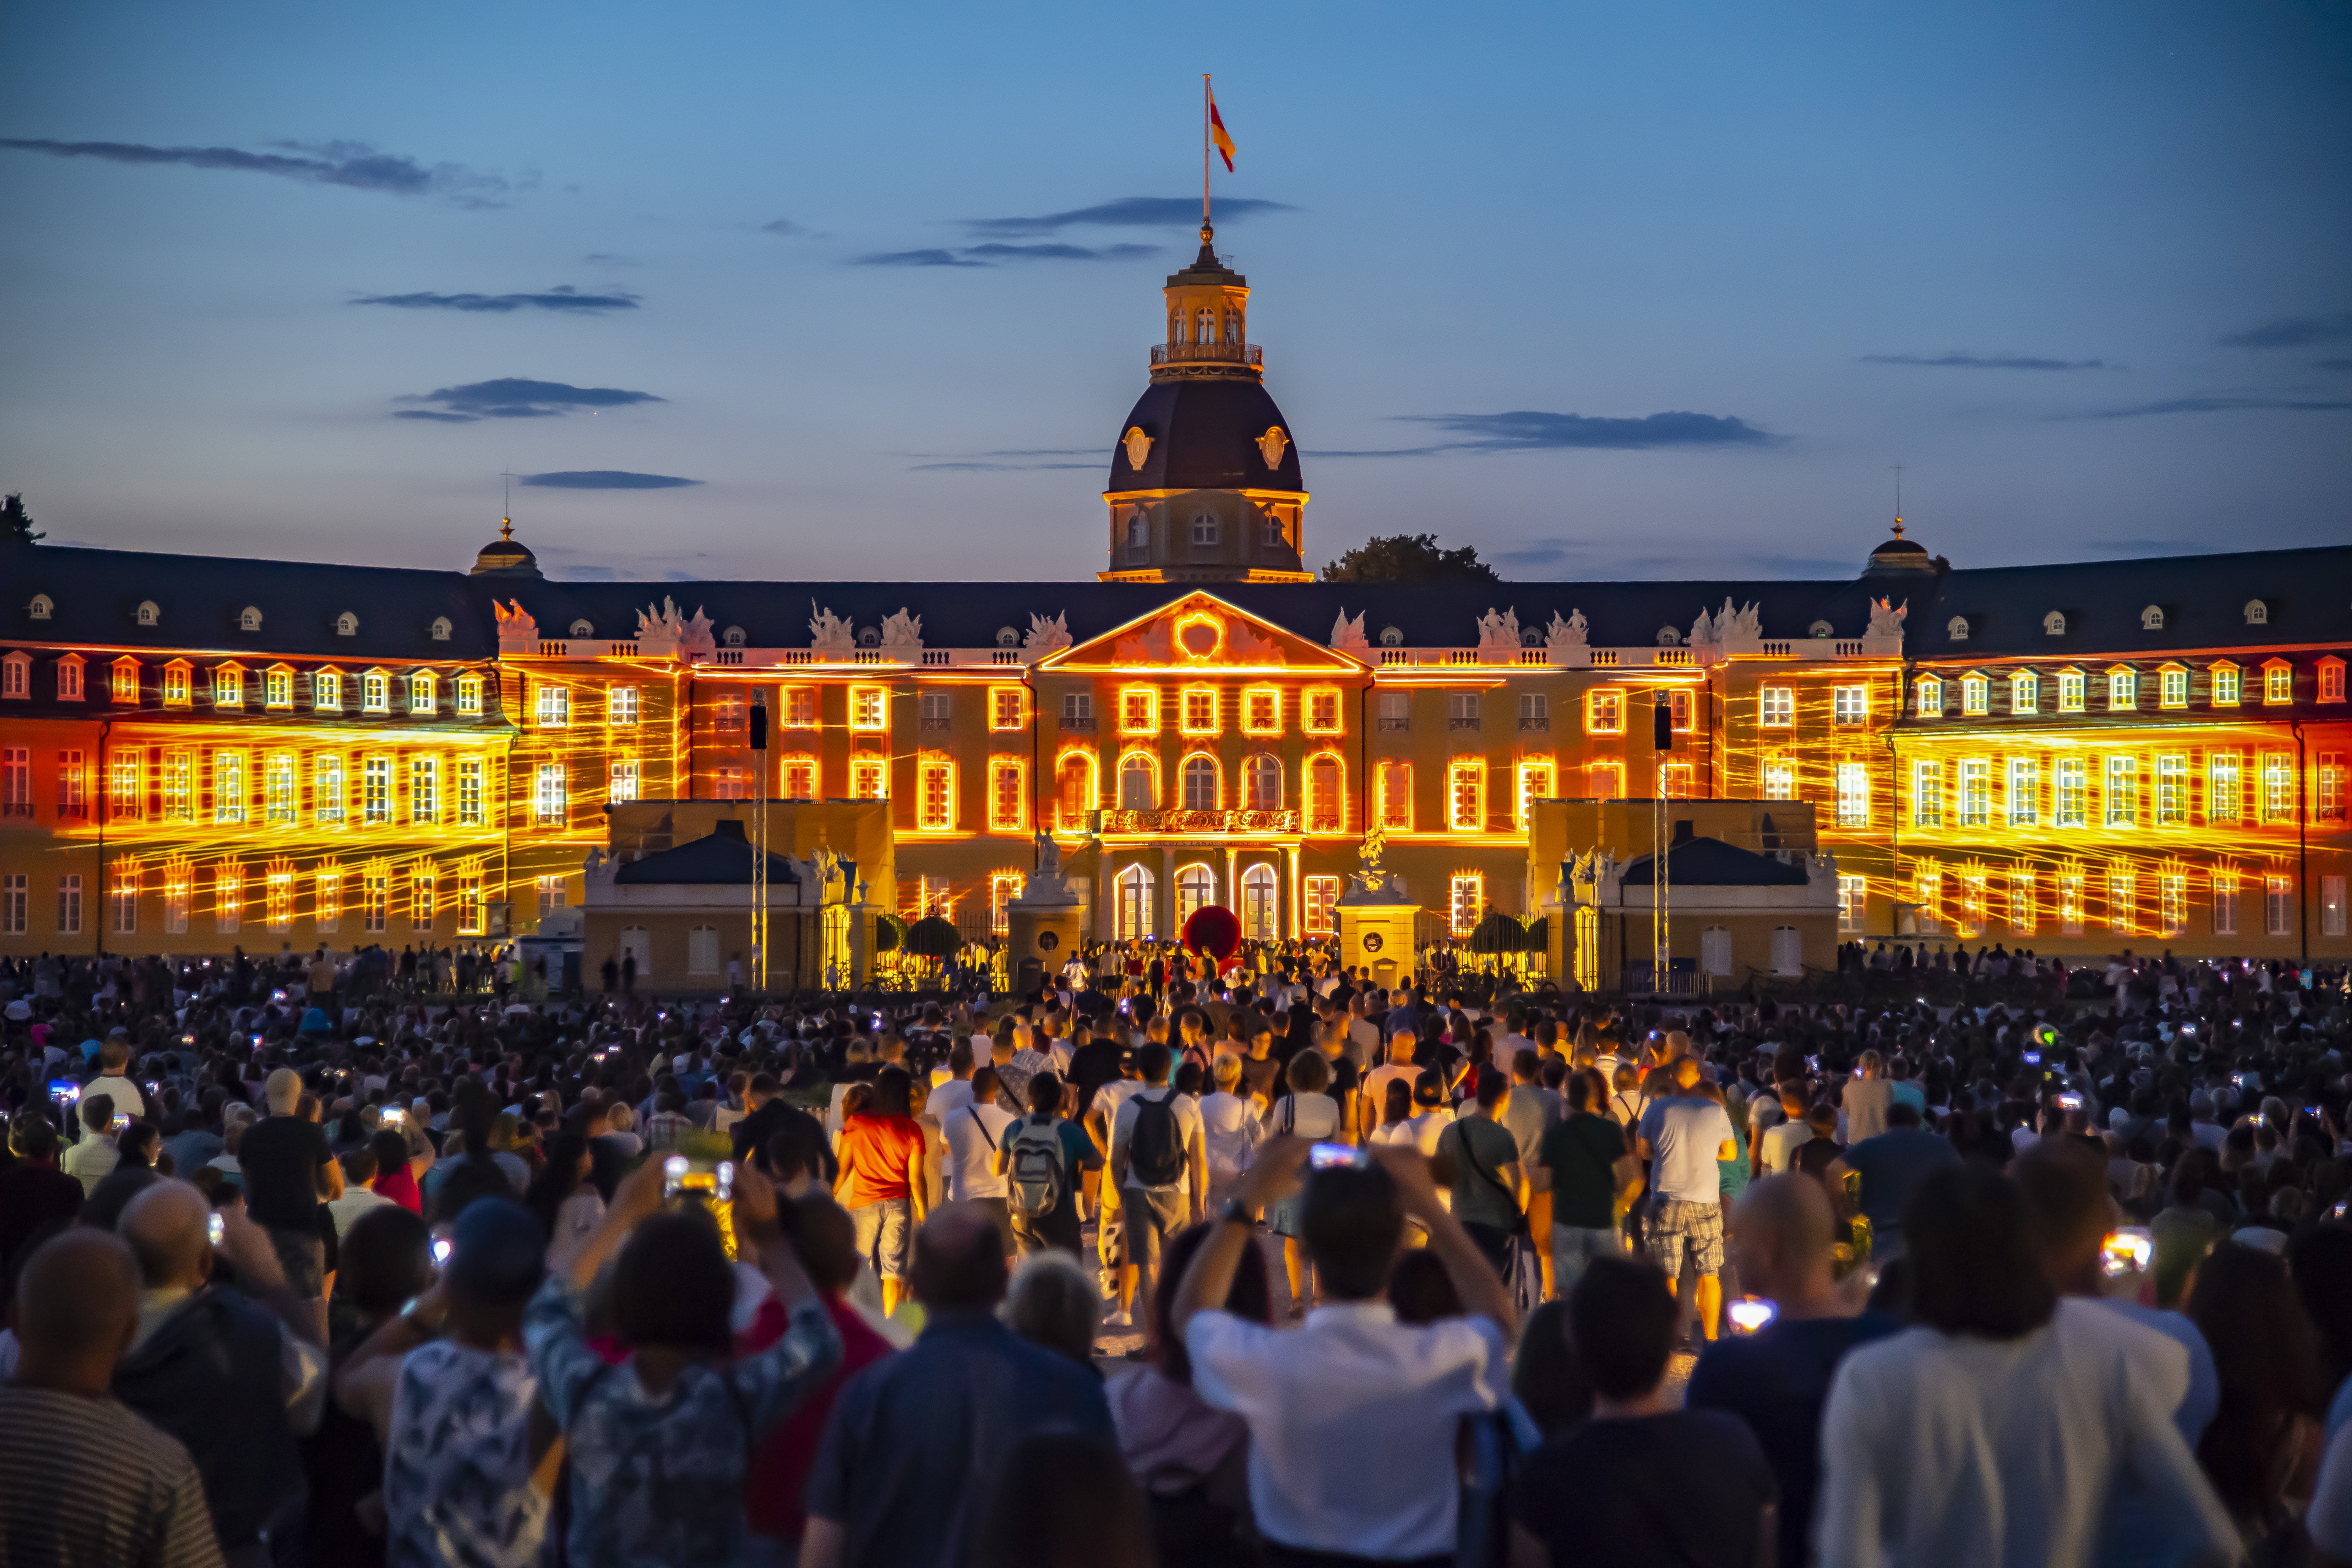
[2059,393,2352,420]
[761,218,805,236]
[901,446,1099,472]
[853,241,1158,268]
[352,286,639,314]
[0,136,517,207]
[1862,351,2109,371]
[964,195,1296,237]
[909,460,1097,472]
[855,248,988,268]
[581,253,639,266]
[2217,311,2352,350]
[2315,358,2352,373]
[521,470,700,489]
[1490,538,1850,577]
[1320,410,1780,457]
[394,378,665,422]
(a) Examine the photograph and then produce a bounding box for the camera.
[663,1154,736,1203]
[2056,1092,2082,1111]
[48,1079,81,1107]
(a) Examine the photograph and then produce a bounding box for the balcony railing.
[1449,716,1481,731]
[1099,808,1298,834]
[1149,341,1262,368]
[1060,714,1097,731]
[1518,716,1550,732]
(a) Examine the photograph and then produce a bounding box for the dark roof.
[1617,836,1810,887]
[1917,545,2352,659]
[1107,378,1303,495]
[612,820,800,886]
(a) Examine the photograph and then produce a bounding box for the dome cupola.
[470,517,543,579]
[1862,519,1936,577]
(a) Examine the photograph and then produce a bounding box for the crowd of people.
[1,939,2349,1567]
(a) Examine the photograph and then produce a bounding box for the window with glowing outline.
[1242,688,1280,735]
[990,686,1026,731]
[1760,686,1795,727]
[849,686,887,731]
[1307,754,1343,832]
[2208,752,2241,824]
[162,661,191,707]
[1120,688,1160,735]
[1585,689,1624,734]
[1449,874,1483,936]
[1448,760,1485,831]
[1181,754,1220,811]
[989,760,1025,830]
[917,762,954,829]
[1304,688,1342,734]
[2210,664,2241,707]
[1181,687,1220,735]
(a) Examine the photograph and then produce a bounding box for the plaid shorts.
[1647,1196,1726,1276]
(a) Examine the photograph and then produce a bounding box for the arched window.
[1701,926,1733,977]
[1307,754,1343,832]
[1241,863,1277,939]
[1116,864,1156,941]
[1176,864,1216,926]
[1195,307,1214,344]
[1181,754,1219,811]
[1058,753,1098,827]
[1224,309,1243,345]
[1127,511,1148,548]
[1169,313,1184,345]
[1244,754,1282,811]
[1118,753,1157,811]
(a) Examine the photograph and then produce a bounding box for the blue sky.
[2,1,2347,583]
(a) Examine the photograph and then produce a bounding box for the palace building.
[3,226,2348,981]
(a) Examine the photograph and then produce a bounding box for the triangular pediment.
[1040,591,1364,674]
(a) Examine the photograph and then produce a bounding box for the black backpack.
[1128,1090,1184,1187]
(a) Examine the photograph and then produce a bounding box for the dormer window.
[110,657,139,703]
[1522,628,1544,648]
[2243,599,2269,626]
[136,600,160,627]
[2009,670,2038,713]
[996,627,1018,648]
[2140,605,2164,631]
[161,660,192,707]
[0,651,28,700]
[56,653,84,702]
[1808,620,1834,638]
[569,619,594,637]
[455,674,484,716]
[336,611,359,637]
[2210,662,2242,706]
[1656,626,1682,647]
[1378,626,1404,648]
[430,616,452,642]
[1960,673,1989,715]
[313,668,344,713]
[239,605,263,632]
[724,626,746,647]
[855,627,879,649]
[1262,512,1285,549]
[213,663,245,709]
[2262,659,2292,705]
[2056,668,2086,712]
[264,664,295,709]
[2158,664,2189,708]
[2106,666,2137,710]
[1914,676,1943,718]
[27,593,52,621]
[2320,657,2346,704]
[361,669,391,714]
[1191,516,1219,548]
[1946,616,1970,642]
[2043,611,2066,637]
[407,671,436,714]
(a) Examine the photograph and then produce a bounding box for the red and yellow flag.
[1209,91,1236,172]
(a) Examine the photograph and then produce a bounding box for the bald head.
[119,1180,214,1290]
[1731,1174,1840,1306]
[15,1228,139,1366]
[265,1067,303,1114]
[909,1203,1010,1312]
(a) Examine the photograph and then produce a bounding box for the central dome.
[1106,378,1303,493]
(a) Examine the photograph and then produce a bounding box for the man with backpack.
[1110,1042,1209,1330]
[996,1070,1100,1258]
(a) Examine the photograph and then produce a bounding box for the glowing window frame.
[1516,759,1556,829]
[1758,685,1795,728]
[262,664,295,710]
[2104,665,2137,712]
[361,668,393,716]
[161,659,193,708]
[454,674,484,716]
[780,686,817,728]
[2055,668,2087,713]
[110,657,140,704]
[2317,656,2345,704]
[915,758,956,831]
[314,668,345,714]
[1305,751,1346,833]
[988,684,1027,732]
[212,662,245,710]
[1241,751,1283,811]
[2208,662,2241,707]
[1588,760,1626,800]
[1179,751,1222,811]
[1376,759,1413,830]
[1054,749,1101,827]
[1913,676,1942,719]
[1585,688,1625,735]
[849,754,889,800]
[1447,758,1486,831]
[1179,685,1221,736]
[1303,686,1344,735]
[779,754,819,802]
[2008,670,2038,714]
[2157,663,2189,710]
[1119,686,1161,736]
[1448,872,1484,936]
[1241,686,1282,736]
[407,670,437,715]
[2261,659,2293,705]
[848,684,890,732]
[987,757,1028,831]
[1959,673,1989,717]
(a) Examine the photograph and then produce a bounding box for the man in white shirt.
[1634,1058,1738,1342]
[939,1067,1018,1253]
[1109,1042,1207,1328]
[327,1149,397,1237]
[87,1037,147,1122]
[1171,1138,1511,1565]
[1196,1054,1264,1212]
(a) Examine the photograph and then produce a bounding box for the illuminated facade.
[4,247,2347,969]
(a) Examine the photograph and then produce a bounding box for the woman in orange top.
[833,1066,928,1315]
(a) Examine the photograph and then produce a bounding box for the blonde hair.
[1214,1053,1245,1090]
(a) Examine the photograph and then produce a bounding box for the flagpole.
[1203,73,1211,228]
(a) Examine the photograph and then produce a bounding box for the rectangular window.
[408,873,435,934]
[0,874,22,935]
[782,758,817,801]
[455,675,484,716]
[2107,669,2136,710]
[607,685,640,726]
[314,670,344,713]
[713,766,747,800]
[163,870,190,934]
[1833,685,1868,726]
[457,872,486,936]
[2322,662,2347,703]
[109,868,136,935]
[2009,671,2038,714]
[162,663,191,706]
[2265,875,2292,937]
[1448,760,1484,831]
[455,759,485,824]
[407,672,435,714]
[0,748,25,818]
[49,750,82,822]
[213,665,243,709]
[2057,671,2085,713]
[1182,688,1220,734]
[2009,872,2038,935]
[2208,751,2242,823]
[1585,689,1624,734]
[1516,761,1555,827]
[990,761,1024,830]
[1305,688,1342,733]
[2156,754,2188,825]
[2262,752,2294,822]
[2322,875,2347,938]
[1588,760,1625,800]
[2108,873,2136,934]
[784,687,817,728]
[1913,869,1942,934]
[1759,686,1794,727]
[2264,664,2293,705]
[608,758,640,803]
[533,764,566,825]
[314,754,346,824]
[1450,874,1483,937]
[2105,754,2138,827]
[1669,689,1694,732]
[1661,762,1694,798]
[2210,664,2241,707]
[1914,678,1942,719]
[56,658,83,702]
[361,670,391,714]
[362,871,388,934]
[2321,754,2346,823]
[915,690,951,730]
[2055,757,2087,827]
[0,656,22,700]
[1838,874,1865,933]
[1377,760,1412,828]
[985,872,1021,934]
[535,683,570,727]
[212,752,247,825]
[214,865,241,934]
[918,762,953,829]
[1959,872,1987,936]
[1378,691,1410,731]
[1448,692,1481,730]
[851,757,887,800]
[1912,760,1944,827]
[1305,874,1341,936]
[1061,691,1094,727]
[362,757,392,825]
[162,751,193,822]
[715,694,748,736]
[2160,874,2187,936]
[265,870,293,933]
[1959,758,1991,826]
[1961,676,1989,716]
[1762,757,1797,800]
[1835,762,1870,828]
[2159,667,2188,709]
[2059,874,2084,935]
[56,874,82,936]
[410,756,441,825]
[2213,873,2239,936]
[1243,688,1280,735]
[849,686,888,730]
[536,874,566,915]
[111,659,140,703]
[314,869,340,934]
[110,751,142,822]
[990,686,1025,731]
[264,753,297,824]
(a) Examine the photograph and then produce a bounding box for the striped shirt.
[0,1384,225,1568]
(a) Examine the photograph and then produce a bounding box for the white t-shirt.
[1197,1090,1264,1180]
[1759,1118,1813,1176]
[84,1074,146,1121]
[1112,1086,1206,1196]
[1269,1092,1343,1143]
[941,1101,1016,1202]
[1090,1078,1145,1133]
[923,1080,976,1125]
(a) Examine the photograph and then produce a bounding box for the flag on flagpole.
[1209,90,1236,172]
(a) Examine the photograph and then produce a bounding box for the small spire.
[500,516,514,542]
[1891,517,1904,539]
[1195,220,1217,268]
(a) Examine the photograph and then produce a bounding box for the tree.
[0,493,41,548]
[1321,532,1497,584]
